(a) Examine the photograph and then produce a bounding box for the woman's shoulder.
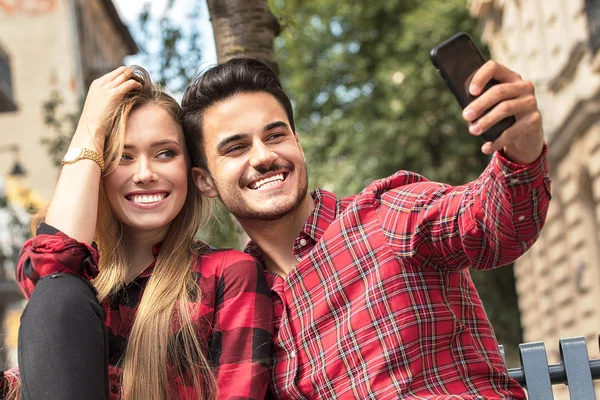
[191,241,259,276]
[192,242,269,302]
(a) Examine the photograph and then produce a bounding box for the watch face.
[64,148,82,162]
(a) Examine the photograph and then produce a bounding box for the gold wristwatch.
[61,148,105,172]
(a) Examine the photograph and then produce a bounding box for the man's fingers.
[464,82,522,122]
[464,81,535,121]
[480,111,541,154]
[469,60,522,96]
[468,94,537,137]
[480,124,517,154]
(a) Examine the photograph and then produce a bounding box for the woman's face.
[103,104,188,237]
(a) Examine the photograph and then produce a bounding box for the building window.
[587,0,600,53]
[0,43,16,112]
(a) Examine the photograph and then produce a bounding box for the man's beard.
[227,188,308,221]
[214,163,309,222]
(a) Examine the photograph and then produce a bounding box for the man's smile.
[247,172,288,190]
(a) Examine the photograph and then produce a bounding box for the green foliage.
[270,0,522,355]
[136,0,204,93]
[197,201,240,249]
[271,0,490,194]
[470,268,523,366]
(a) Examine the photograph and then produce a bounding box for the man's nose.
[133,158,158,184]
[248,142,278,170]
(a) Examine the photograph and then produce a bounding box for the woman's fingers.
[94,66,127,87]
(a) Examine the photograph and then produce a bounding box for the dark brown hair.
[181,58,295,170]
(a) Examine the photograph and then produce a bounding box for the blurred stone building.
[0,0,137,369]
[0,38,22,372]
[469,0,600,396]
[0,0,137,199]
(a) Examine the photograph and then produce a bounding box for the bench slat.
[560,337,596,400]
[520,341,554,400]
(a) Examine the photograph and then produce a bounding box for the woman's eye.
[157,149,177,159]
[120,153,133,161]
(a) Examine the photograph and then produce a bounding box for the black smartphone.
[430,32,515,142]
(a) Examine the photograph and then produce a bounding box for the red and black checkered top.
[247,148,551,399]
[4,223,273,400]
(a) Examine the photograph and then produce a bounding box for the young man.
[182,58,550,399]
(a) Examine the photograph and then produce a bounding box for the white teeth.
[251,173,285,189]
[131,194,166,204]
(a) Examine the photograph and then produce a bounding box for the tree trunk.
[206,0,281,248]
[206,0,281,74]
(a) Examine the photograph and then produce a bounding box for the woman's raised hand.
[76,66,142,148]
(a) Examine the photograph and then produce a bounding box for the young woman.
[0,66,273,400]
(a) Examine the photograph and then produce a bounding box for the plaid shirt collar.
[134,240,163,279]
[244,188,348,262]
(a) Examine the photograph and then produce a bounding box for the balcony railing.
[587,0,600,54]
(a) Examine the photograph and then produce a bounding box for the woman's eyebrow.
[123,139,181,149]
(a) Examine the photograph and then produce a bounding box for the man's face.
[193,91,309,221]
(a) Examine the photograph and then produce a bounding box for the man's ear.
[192,167,219,198]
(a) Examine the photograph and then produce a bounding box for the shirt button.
[290,350,296,358]
[111,385,119,394]
[299,238,307,246]
[510,179,520,185]
[518,215,525,221]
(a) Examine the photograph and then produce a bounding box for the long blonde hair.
[22,67,217,400]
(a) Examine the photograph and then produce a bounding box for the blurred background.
[0,0,599,397]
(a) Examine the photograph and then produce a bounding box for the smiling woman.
[0,66,272,400]
[103,105,188,247]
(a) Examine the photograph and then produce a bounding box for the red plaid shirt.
[247,149,550,399]
[3,224,273,400]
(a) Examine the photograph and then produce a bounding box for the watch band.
[61,148,105,172]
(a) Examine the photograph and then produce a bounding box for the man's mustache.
[241,163,291,186]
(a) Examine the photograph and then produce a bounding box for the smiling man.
[181,58,551,399]
[197,98,310,225]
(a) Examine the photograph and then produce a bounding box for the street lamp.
[0,143,26,177]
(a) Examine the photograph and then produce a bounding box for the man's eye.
[157,149,177,159]
[267,133,285,140]
[225,145,245,154]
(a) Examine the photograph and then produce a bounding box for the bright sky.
[112,0,217,66]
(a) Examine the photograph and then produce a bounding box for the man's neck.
[240,195,315,278]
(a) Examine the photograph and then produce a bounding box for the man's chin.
[228,194,307,222]
[233,205,296,222]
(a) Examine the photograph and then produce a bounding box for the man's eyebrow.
[264,121,289,131]
[123,139,181,149]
